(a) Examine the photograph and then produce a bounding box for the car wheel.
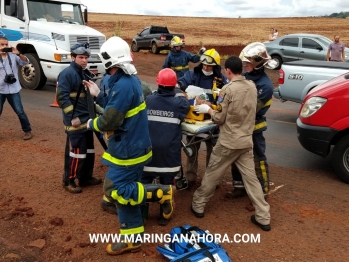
[131,41,140,52]
[151,43,160,54]
[332,135,349,184]
[271,55,282,70]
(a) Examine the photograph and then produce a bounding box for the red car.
[297,72,349,184]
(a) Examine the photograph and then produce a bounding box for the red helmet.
[156,68,177,87]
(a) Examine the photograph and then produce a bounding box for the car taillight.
[160,35,166,41]
[278,69,284,85]
[181,36,185,43]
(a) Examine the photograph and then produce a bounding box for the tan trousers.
[192,142,270,225]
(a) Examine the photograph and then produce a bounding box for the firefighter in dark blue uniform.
[84,36,174,256]
[162,36,205,78]
[142,68,190,226]
[229,42,277,197]
[57,42,102,194]
[177,49,229,188]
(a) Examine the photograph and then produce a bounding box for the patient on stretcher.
[184,93,216,123]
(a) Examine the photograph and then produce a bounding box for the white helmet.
[99,36,133,70]
[239,42,277,70]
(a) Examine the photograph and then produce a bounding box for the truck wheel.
[131,41,140,52]
[19,53,47,90]
[332,135,349,184]
[271,55,282,70]
[151,43,160,54]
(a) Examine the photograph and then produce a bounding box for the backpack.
[157,225,232,262]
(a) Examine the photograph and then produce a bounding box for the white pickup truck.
[273,60,349,103]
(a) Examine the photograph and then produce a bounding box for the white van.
[0,0,105,89]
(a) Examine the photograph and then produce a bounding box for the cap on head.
[200,48,220,66]
[71,42,91,56]
[156,68,177,87]
[99,36,133,70]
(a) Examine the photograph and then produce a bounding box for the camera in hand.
[1,47,13,52]
[4,74,17,84]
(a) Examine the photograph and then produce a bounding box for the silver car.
[264,33,349,69]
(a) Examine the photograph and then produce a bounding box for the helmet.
[239,42,276,69]
[170,36,183,47]
[71,42,90,56]
[200,49,220,66]
[156,68,177,87]
[99,36,132,70]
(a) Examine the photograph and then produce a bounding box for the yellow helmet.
[170,36,183,47]
[200,48,220,66]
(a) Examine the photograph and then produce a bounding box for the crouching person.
[191,56,271,231]
[84,37,175,255]
[141,68,190,226]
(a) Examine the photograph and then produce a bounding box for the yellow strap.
[69,92,86,98]
[125,102,146,118]
[63,105,74,113]
[254,121,267,131]
[102,150,152,166]
[120,225,144,236]
[64,122,88,132]
[171,65,189,70]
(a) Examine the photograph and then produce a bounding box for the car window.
[302,38,322,50]
[279,38,299,47]
[140,28,150,36]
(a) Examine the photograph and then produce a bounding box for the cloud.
[80,0,349,18]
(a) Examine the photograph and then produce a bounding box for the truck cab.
[0,0,105,89]
[297,72,349,183]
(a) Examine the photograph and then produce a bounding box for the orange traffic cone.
[50,83,59,107]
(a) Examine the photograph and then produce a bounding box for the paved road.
[18,80,334,177]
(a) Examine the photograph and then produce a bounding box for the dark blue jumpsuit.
[232,69,273,193]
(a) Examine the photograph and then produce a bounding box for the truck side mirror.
[84,7,88,23]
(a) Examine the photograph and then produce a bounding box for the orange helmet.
[156,68,177,87]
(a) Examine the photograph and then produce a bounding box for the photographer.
[0,37,32,140]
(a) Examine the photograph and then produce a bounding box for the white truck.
[274,60,349,103]
[0,0,105,89]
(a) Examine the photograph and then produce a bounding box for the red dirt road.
[0,52,348,262]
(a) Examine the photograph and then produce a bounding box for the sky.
[80,0,349,18]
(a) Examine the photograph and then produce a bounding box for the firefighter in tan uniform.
[190,56,271,231]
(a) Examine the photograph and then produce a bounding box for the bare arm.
[326,48,330,61]
[342,46,345,62]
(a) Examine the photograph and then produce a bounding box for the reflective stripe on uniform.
[93,118,100,132]
[259,160,268,192]
[111,182,145,206]
[69,152,86,159]
[143,166,181,173]
[171,65,189,71]
[87,149,95,153]
[125,102,146,118]
[64,122,88,132]
[69,92,86,98]
[148,115,181,124]
[263,99,272,107]
[120,225,145,236]
[254,121,267,131]
[102,150,152,166]
[63,105,74,113]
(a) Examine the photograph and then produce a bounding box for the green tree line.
[324,11,349,18]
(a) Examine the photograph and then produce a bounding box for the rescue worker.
[162,36,205,78]
[177,49,228,189]
[142,68,190,226]
[83,36,174,255]
[191,56,271,231]
[57,42,102,194]
[229,42,276,198]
